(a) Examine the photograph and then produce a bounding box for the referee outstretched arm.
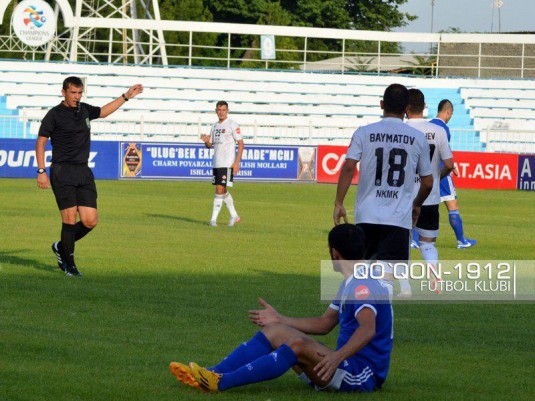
[100,84,144,118]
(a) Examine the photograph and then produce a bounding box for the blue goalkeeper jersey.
[330,276,393,384]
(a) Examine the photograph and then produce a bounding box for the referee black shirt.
[38,102,101,164]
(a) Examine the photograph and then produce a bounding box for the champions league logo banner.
[120,143,309,181]
[11,0,57,47]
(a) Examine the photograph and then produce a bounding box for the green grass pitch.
[0,178,534,401]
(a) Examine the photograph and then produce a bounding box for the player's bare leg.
[262,323,336,387]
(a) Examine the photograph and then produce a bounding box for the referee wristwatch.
[37,168,46,174]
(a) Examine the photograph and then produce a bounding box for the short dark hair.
[408,88,425,114]
[216,101,228,108]
[328,224,366,260]
[437,99,453,113]
[383,84,409,115]
[63,76,83,91]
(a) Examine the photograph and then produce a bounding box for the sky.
[395,0,535,34]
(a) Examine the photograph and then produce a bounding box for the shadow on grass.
[0,249,58,273]
[146,213,207,226]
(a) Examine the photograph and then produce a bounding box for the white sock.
[211,195,225,221]
[394,263,412,293]
[420,241,439,279]
[223,192,238,218]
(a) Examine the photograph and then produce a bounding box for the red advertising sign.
[316,148,519,190]
[317,145,359,184]
[452,151,518,189]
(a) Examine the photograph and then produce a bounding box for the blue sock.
[412,228,420,244]
[218,344,298,391]
[209,331,272,374]
[448,210,465,242]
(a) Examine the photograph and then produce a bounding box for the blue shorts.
[440,175,457,202]
[297,357,378,392]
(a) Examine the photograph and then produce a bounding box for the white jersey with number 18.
[346,117,432,230]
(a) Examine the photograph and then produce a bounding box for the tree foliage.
[0,0,415,67]
[198,0,415,65]
[202,0,415,31]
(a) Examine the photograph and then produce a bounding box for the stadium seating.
[0,59,534,151]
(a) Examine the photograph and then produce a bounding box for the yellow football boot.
[169,362,201,390]
[189,362,222,392]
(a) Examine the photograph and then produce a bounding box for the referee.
[36,76,143,276]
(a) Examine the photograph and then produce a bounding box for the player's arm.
[440,158,454,179]
[100,84,143,118]
[200,134,212,148]
[413,174,433,226]
[314,306,376,381]
[36,136,50,189]
[333,158,358,225]
[413,139,434,225]
[248,297,339,335]
[232,139,244,174]
[438,129,454,179]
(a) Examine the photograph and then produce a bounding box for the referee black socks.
[74,221,93,241]
[61,223,76,267]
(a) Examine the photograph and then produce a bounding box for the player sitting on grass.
[169,224,393,393]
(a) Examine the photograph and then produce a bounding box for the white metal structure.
[0,1,534,77]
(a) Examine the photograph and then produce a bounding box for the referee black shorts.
[357,223,410,263]
[50,163,97,210]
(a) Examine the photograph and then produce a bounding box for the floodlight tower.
[63,0,167,65]
[490,0,504,33]
[430,0,436,33]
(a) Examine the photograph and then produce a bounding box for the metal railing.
[2,114,534,153]
[1,17,535,79]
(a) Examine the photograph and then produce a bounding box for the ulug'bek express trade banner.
[120,142,316,181]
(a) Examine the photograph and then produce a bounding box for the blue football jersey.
[330,277,393,384]
[430,118,451,142]
[430,118,452,174]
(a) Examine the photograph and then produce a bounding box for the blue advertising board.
[0,138,119,179]
[517,155,535,191]
[120,142,315,181]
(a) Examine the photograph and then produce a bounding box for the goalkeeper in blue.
[170,224,393,393]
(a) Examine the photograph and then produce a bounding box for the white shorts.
[440,175,457,202]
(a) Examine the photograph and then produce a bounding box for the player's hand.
[125,84,143,99]
[37,173,50,189]
[452,166,459,177]
[314,351,342,382]
[200,134,210,144]
[248,297,281,326]
[232,160,240,175]
[333,204,348,226]
[412,204,421,227]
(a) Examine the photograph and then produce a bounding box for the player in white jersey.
[201,101,244,227]
[334,84,433,296]
[405,89,454,291]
